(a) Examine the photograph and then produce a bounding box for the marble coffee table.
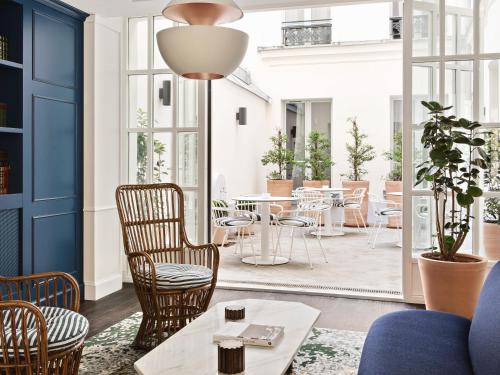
[134,299,320,375]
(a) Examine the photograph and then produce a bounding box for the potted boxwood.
[415,101,489,319]
[383,130,403,228]
[342,117,376,226]
[302,130,334,188]
[261,130,295,208]
[483,131,500,259]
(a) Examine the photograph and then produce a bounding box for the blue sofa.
[359,262,500,375]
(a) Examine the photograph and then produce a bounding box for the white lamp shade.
[156,26,249,80]
[162,0,243,25]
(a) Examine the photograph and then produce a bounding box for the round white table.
[233,195,298,265]
[301,187,350,237]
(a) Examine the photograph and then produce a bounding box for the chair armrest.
[127,252,157,291]
[0,272,80,312]
[0,300,49,364]
[183,242,220,278]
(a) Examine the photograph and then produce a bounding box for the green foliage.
[261,130,295,180]
[136,108,168,183]
[484,131,500,224]
[302,130,334,181]
[344,118,376,181]
[485,198,500,224]
[383,130,402,181]
[415,101,490,261]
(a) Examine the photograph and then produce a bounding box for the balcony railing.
[282,19,332,47]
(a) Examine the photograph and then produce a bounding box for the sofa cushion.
[469,262,500,375]
[358,310,473,375]
[2,306,89,355]
[155,263,213,290]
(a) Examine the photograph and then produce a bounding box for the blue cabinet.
[0,0,87,287]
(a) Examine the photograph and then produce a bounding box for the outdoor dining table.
[233,195,298,266]
[301,187,350,236]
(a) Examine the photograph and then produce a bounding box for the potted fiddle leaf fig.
[261,130,295,206]
[302,130,334,188]
[483,130,500,260]
[383,130,403,228]
[415,101,489,319]
[342,117,375,226]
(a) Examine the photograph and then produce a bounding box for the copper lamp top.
[162,1,243,25]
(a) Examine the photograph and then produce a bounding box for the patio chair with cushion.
[332,187,367,231]
[368,193,402,249]
[0,272,89,375]
[116,183,219,349]
[273,199,331,269]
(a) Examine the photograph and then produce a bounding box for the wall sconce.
[159,80,171,106]
[236,107,247,125]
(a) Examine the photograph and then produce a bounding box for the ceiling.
[62,0,366,17]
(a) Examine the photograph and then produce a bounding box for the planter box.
[342,180,369,227]
[484,222,500,260]
[303,180,330,189]
[385,180,402,228]
[267,179,293,210]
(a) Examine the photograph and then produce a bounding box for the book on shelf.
[213,322,284,347]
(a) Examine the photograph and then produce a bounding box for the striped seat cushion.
[1,306,89,355]
[155,263,213,290]
[278,216,315,227]
[218,216,253,227]
[379,208,402,216]
[244,213,277,222]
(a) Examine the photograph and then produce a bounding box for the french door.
[402,0,500,301]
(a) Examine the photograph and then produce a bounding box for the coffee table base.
[242,256,289,265]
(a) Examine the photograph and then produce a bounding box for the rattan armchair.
[0,272,85,375]
[116,183,220,349]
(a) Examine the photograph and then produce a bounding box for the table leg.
[310,192,345,237]
[242,202,288,265]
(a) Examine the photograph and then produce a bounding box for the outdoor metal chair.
[368,193,402,249]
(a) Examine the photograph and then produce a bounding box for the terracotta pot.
[267,179,293,210]
[418,253,488,319]
[484,222,500,260]
[342,180,369,227]
[385,180,402,228]
[303,180,330,189]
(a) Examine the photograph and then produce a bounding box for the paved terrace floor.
[217,226,402,299]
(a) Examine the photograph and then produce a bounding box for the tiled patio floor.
[217,226,402,298]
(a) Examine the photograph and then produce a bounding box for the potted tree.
[383,130,403,228]
[342,117,376,226]
[261,130,295,208]
[302,130,334,188]
[415,101,489,319]
[483,130,500,260]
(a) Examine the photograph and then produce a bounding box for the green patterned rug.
[80,313,366,375]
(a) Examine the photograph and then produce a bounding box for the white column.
[83,15,123,300]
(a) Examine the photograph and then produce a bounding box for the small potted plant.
[261,130,295,207]
[483,130,500,259]
[383,130,402,228]
[302,130,334,188]
[342,117,375,226]
[415,101,489,319]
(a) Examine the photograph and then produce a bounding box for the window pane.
[184,190,198,243]
[413,129,430,189]
[128,133,148,184]
[458,15,473,54]
[178,78,198,128]
[485,129,500,192]
[480,0,500,53]
[445,0,473,55]
[413,63,440,124]
[153,74,173,128]
[129,18,148,70]
[445,14,457,55]
[153,133,173,183]
[445,61,473,118]
[481,197,500,260]
[412,196,434,255]
[413,1,439,57]
[129,75,149,128]
[480,60,500,123]
[178,133,198,187]
[153,16,174,69]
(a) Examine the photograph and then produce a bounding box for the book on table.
[213,323,284,347]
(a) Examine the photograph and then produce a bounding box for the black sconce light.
[236,107,247,125]
[159,80,171,106]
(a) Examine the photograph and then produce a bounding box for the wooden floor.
[80,284,421,337]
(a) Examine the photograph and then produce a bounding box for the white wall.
[83,15,123,300]
[211,79,272,199]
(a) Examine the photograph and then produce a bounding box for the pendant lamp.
[157,0,249,80]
